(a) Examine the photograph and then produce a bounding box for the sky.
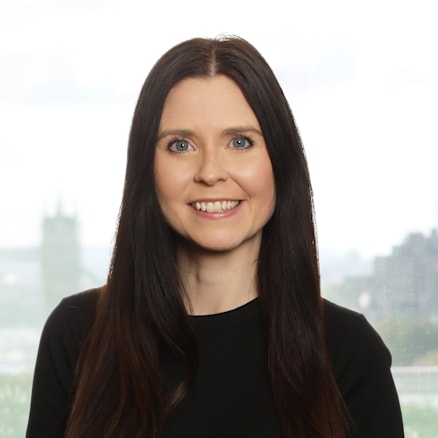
[1,0,437,259]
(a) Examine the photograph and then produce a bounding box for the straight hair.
[66,36,347,437]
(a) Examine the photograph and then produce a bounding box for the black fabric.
[26,289,404,437]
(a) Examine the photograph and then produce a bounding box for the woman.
[26,36,404,437]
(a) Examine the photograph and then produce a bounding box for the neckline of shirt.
[191,297,260,332]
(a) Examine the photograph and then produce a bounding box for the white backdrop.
[1,0,437,258]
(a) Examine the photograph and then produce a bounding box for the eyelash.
[166,134,255,153]
[230,135,254,149]
[167,139,192,153]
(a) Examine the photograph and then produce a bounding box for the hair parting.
[65,36,347,438]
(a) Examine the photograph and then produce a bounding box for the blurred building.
[0,206,108,330]
[41,204,81,317]
[0,247,41,327]
[339,229,438,324]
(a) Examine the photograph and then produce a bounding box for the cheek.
[239,159,276,202]
[261,173,276,214]
[154,160,175,208]
[154,158,193,208]
[256,163,276,218]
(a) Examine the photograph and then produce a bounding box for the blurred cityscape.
[1,205,438,370]
[323,229,438,367]
[1,206,438,437]
[0,205,111,374]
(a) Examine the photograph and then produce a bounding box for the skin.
[154,75,276,315]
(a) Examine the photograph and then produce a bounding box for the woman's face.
[154,75,276,253]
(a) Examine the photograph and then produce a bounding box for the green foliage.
[402,404,438,438]
[413,349,438,366]
[376,319,438,366]
[0,373,32,438]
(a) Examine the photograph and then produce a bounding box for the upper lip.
[189,198,241,203]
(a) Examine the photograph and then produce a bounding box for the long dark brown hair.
[65,36,346,437]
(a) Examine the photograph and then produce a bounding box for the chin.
[185,233,262,255]
[194,240,242,253]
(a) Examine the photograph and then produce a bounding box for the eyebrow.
[157,126,263,140]
[157,129,194,140]
[223,126,263,136]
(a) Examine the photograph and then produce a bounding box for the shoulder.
[26,289,101,436]
[323,299,404,437]
[52,287,100,319]
[323,299,391,369]
[40,288,100,363]
[44,288,100,331]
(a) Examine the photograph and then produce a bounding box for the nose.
[194,148,227,186]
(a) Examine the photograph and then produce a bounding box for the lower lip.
[190,202,243,220]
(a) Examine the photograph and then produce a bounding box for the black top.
[26,289,404,437]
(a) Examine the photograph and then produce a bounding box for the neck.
[177,240,260,316]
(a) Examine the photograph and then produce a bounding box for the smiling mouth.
[191,200,240,213]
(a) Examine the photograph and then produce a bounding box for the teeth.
[193,200,239,213]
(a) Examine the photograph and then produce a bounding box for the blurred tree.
[413,350,438,366]
[376,319,438,366]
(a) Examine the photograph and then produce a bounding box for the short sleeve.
[26,290,98,437]
[324,300,405,438]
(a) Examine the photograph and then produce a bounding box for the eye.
[231,136,253,149]
[168,139,191,152]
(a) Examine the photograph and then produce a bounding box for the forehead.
[159,75,260,130]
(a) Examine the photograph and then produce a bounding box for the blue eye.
[169,139,190,152]
[231,136,253,149]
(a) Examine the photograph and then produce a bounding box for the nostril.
[194,168,227,186]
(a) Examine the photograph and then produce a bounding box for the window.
[1,1,436,436]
